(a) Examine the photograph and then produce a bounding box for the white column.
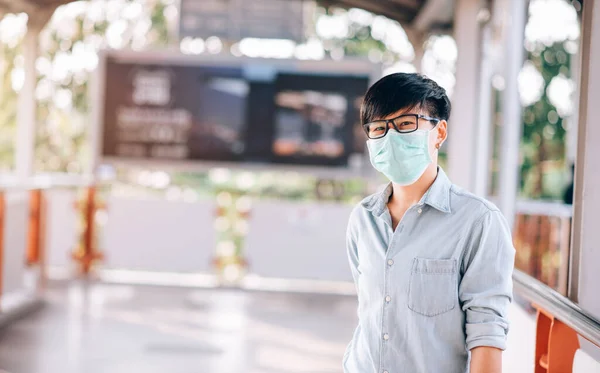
[447,0,482,191]
[405,28,426,73]
[15,25,40,181]
[472,20,494,197]
[413,43,425,73]
[565,45,580,165]
[87,50,106,176]
[497,0,528,229]
[570,0,600,360]
[571,0,600,309]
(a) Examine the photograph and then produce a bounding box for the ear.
[436,120,448,148]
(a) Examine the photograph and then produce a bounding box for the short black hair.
[360,73,451,124]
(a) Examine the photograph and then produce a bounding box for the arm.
[470,346,502,373]
[458,210,515,371]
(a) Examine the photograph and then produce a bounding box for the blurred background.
[0,0,599,372]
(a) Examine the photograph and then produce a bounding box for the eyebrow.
[370,113,423,122]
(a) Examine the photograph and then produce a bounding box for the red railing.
[513,201,572,295]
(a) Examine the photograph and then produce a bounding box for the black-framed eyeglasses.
[363,114,441,139]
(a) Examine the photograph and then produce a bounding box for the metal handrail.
[513,269,600,347]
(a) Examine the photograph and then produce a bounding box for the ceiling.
[0,0,455,32]
[319,0,454,31]
[0,0,72,14]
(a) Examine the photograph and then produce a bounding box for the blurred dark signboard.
[100,53,371,168]
[179,0,304,42]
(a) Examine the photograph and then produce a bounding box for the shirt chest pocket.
[407,258,458,317]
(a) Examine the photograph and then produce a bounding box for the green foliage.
[0,43,20,171]
[2,3,573,203]
[315,7,397,62]
[520,41,573,200]
[0,0,173,173]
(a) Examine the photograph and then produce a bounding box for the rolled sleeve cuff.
[466,322,508,351]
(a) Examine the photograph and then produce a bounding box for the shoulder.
[451,188,515,270]
[448,188,514,253]
[349,192,377,224]
[448,184,513,237]
[449,184,501,219]
[347,187,385,237]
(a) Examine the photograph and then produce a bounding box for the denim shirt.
[344,168,515,373]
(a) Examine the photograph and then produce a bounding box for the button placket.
[381,209,405,372]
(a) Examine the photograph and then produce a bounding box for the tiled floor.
[0,282,358,373]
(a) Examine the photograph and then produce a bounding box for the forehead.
[378,106,428,121]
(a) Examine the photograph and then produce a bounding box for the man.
[344,73,515,373]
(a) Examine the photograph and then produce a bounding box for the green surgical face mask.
[367,130,433,186]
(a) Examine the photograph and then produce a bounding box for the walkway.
[0,282,357,373]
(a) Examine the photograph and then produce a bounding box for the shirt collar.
[361,167,453,217]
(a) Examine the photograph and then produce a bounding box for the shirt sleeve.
[346,209,361,291]
[346,222,360,293]
[459,209,516,351]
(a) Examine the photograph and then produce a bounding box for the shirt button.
[385,295,391,302]
[383,333,389,341]
[387,259,394,266]
[417,208,423,214]
[383,371,389,373]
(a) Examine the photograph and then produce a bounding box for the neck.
[389,164,438,207]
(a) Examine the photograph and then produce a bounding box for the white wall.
[502,303,537,373]
[45,189,78,268]
[2,191,28,296]
[103,196,216,273]
[244,200,353,282]
[574,347,600,372]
